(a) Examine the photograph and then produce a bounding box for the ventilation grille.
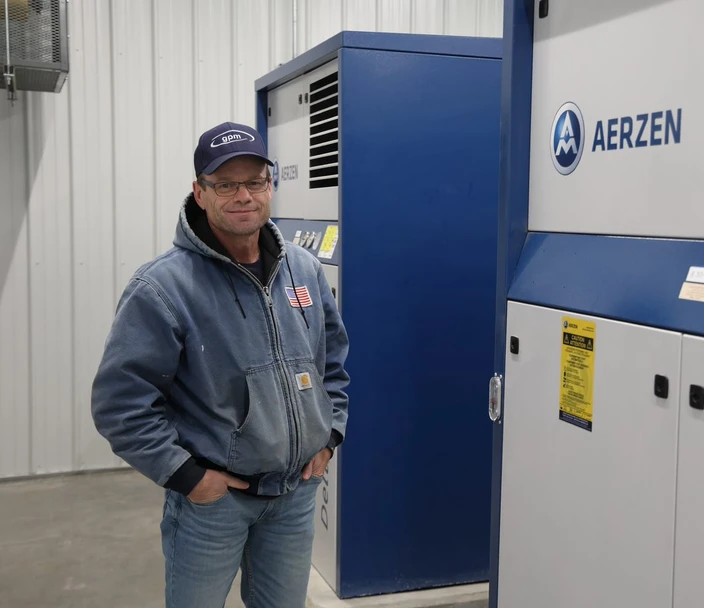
[309,71,338,189]
[1,0,62,63]
[0,0,68,93]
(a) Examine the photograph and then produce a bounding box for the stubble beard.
[213,208,265,238]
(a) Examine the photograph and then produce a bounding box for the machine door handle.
[489,373,503,422]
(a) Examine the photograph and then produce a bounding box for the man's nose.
[232,186,252,204]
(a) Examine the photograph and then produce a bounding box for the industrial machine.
[255,32,502,598]
[490,1,704,607]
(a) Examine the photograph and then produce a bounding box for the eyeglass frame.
[197,174,272,197]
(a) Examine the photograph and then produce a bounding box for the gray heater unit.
[1,0,69,99]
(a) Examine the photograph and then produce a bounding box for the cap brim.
[201,151,274,176]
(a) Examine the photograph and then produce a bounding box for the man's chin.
[225,221,262,238]
[212,215,267,238]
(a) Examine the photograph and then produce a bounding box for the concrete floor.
[0,470,488,608]
[0,469,244,608]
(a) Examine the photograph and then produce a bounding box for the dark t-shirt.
[240,258,265,285]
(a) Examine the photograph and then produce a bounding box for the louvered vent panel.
[309,71,338,189]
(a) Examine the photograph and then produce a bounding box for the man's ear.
[193,180,206,210]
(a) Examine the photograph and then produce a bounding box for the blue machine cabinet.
[255,32,502,599]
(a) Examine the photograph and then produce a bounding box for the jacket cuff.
[327,430,343,451]
[164,458,207,496]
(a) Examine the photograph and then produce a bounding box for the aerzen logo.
[551,102,585,175]
[211,129,255,147]
[272,159,280,191]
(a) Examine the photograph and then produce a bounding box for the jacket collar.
[173,193,286,263]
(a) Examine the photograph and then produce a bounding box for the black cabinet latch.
[510,336,519,355]
[539,0,549,18]
[654,375,669,399]
[690,385,704,410]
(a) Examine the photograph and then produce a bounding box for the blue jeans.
[161,476,322,608]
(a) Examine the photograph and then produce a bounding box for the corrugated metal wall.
[0,0,502,479]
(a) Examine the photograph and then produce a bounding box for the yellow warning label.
[318,225,339,260]
[559,316,596,432]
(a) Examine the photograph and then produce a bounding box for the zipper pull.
[263,286,273,307]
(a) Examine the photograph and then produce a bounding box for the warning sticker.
[318,225,339,260]
[559,316,596,432]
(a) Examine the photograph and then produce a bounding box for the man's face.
[193,156,272,238]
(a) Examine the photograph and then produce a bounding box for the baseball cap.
[194,121,273,177]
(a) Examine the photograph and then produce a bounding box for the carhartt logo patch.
[285,286,313,308]
[296,372,313,391]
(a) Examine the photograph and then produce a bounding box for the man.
[91,121,350,608]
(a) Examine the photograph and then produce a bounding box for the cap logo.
[211,129,256,148]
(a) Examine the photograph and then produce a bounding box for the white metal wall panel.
[270,0,295,69]
[302,0,502,51]
[0,0,503,478]
[26,91,74,474]
[302,0,343,50]
[473,0,503,37]
[411,0,444,34]
[376,0,412,32]
[155,0,196,254]
[69,0,122,471]
[113,0,157,293]
[0,99,31,478]
[233,1,275,141]
[195,0,234,137]
[341,0,377,31]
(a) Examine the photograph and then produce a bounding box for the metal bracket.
[3,64,15,103]
[3,0,15,103]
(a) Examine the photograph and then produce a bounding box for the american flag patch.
[285,286,313,308]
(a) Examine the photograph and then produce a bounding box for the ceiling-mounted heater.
[1,0,69,101]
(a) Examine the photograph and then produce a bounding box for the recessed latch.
[654,375,669,399]
[539,0,549,18]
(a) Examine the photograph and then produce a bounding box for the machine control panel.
[273,219,340,266]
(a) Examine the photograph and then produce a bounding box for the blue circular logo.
[272,159,280,191]
[551,102,585,175]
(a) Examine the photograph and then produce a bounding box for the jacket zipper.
[263,284,301,475]
[232,261,301,478]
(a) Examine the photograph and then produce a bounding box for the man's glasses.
[199,176,270,197]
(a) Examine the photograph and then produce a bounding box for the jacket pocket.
[228,364,291,475]
[286,359,334,467]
